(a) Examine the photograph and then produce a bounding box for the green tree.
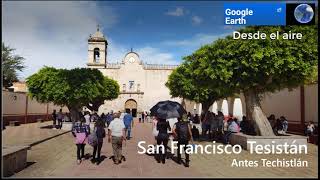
[86,77,120,112]
[166,57,234,114]
[196,25,317,136]
[26,67,120,121]
[2,42,25,88]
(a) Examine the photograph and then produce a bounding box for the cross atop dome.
[97,24,100,32]
[88,24,107,43]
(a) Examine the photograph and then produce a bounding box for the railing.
[143,64,179,70]
[120,90,144,95]
[90,62,179,69]
[105,63,121,69]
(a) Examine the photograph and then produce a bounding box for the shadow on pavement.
[40,125,55,129]
[109,155,126,163]
[84,153,91,160]
[26,161,36,168]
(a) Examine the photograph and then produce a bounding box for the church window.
[94,48,100,62]
[129,81,134,90]
[137,84,140,92]
[122,84,126,92]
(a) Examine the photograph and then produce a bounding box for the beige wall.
[261,88,301,122]
[2,91,26,115]
[2,90,69,117]
[98,52,181,114]
[27,98,47,114]
[305,84,318,123]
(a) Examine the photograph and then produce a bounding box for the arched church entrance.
[125,99,137,117]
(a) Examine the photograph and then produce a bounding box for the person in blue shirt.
[106,112,114,127]
[123,113,134,140]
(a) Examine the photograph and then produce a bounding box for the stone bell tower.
[87,25,108,68]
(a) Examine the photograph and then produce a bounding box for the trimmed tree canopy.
[26,67,119,120]
[167,25,317,136]
[166,57,234,113]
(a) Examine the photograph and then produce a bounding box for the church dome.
[88,25,107,42]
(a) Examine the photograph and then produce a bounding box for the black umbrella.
[150,100,186,119]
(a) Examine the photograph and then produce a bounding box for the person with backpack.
[90,118,106,165]
[123,113,134,140]
[156,117,171,164]
[72,118,90,165]
[173,114,193,167]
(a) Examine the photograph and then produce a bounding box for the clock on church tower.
[129,57,135,63]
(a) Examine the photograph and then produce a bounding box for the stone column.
[217,100,223,112]
[239,93,247,117]
[227,97,235,116]
[195,103,202,115]
[211,101,218,113]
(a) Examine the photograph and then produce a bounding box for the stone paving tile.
[2,121,69,146]
[12,119,318,178]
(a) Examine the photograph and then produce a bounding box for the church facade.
[85,27,318,134]
[86,27,181,117]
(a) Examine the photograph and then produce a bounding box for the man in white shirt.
[108,112,126,164]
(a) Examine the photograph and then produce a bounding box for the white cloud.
[2,1,117,79]
[106,39,128,63]
[165,7,185,17]
[191,16,203,25]
[162,33,230,48]
[96,38,177,65]
[106,43,178,65]
[136,47,178,65]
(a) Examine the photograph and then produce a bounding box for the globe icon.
[294,4,314,23]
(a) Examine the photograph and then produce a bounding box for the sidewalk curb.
[29,130,71,147]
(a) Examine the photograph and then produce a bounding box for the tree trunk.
[201,102,212,116]
[244,90,274,136]
[86,99,104,112]
[68,106,81,123]
[181,98,186,110]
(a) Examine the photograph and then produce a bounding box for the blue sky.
[2,1,240,79]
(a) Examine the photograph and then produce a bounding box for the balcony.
[121,90,144,95]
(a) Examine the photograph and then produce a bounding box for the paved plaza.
[4,119,318,178]
[2,121,70,147]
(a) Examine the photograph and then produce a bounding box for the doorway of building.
[124,99,137,117]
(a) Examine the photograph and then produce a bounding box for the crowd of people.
[184,111,255,143]
[138,111,151,123]
[267,114,289,135]
[71,111,133,165]
[51,109,72,129]
[52,108,316,167]
[151,114,193,167]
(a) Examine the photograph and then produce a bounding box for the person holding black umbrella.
[156,118,171,164]
[150,100,187,164]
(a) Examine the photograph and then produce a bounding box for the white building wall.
[97,52,180,115]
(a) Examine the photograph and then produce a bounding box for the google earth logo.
[294,4,314,23]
